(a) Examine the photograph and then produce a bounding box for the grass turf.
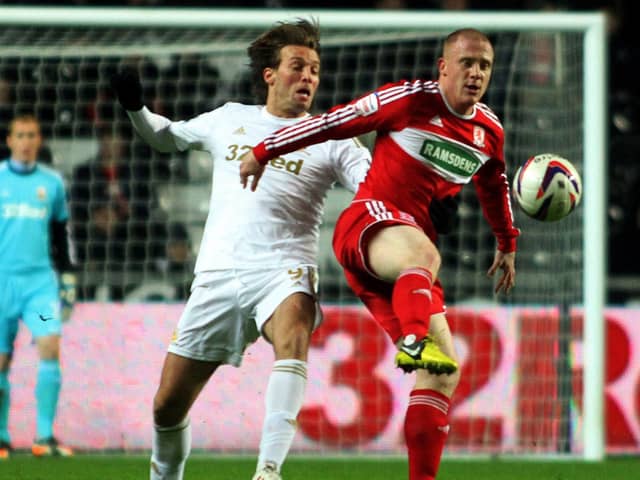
[2,455,639,479]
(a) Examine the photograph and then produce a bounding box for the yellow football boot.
[395,335,458,375]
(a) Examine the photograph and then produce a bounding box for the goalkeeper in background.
[113,18,458,480]
[0,114,76,459]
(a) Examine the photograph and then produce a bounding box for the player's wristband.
[253,143,271,166]
[497,237,517,253]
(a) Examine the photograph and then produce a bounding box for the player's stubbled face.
[268,45,320,118]
[6,120,42,164]
[439,36,494,116]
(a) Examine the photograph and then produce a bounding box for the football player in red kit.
[240,28,519,480]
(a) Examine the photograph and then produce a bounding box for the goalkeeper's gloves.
[429,195,460,235]
[59,272,77,323]
[110,68,144,111]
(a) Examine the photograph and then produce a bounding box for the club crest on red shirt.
[473,126,486,147]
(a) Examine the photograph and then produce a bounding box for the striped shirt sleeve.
[253,80,427,165]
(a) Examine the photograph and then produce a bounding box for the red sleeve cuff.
[253,143,270,166]
[497,236,517,253]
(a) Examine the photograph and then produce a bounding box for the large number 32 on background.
[298,307,393,447]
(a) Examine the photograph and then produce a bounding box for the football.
[512,153,582,222]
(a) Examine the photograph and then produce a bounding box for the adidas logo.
[233,126,246,135]
[429,115,443,127]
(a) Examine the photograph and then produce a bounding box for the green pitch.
[2,454,639,479]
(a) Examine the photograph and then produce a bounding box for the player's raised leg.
[366,224,457,374]
[405,313,460,480]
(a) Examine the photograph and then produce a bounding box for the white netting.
[0,9,602,457]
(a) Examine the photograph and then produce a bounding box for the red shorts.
[332,199,446,343]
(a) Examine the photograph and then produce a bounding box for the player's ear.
[437,57,446,76]
[263,67,276,86]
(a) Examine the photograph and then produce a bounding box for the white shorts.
[168,265,321,366]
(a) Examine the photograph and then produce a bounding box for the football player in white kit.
[112,19,371,480]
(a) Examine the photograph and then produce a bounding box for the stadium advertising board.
[8,304,640,454]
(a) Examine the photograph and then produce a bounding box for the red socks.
[392,267,434,340]
[404,389,450,480]
[395,269,449,478]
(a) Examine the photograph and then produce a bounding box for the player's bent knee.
[396,244,442,280]
[418,241,441,274]
[36,335,61,360]
[272,321,312,360]
[153,392,190,427]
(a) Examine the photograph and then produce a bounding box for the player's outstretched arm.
[111,69,179,153]
[487,250,516,294]
[239,150,266,191]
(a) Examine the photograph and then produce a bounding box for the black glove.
[429,195,460,235]
[111,68,144,111]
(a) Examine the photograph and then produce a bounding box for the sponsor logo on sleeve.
[353,93,380,117]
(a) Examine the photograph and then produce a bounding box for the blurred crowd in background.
[0,0,638,304]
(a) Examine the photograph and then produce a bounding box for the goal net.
[0,8,607,459]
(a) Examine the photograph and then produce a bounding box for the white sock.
[150,417,192,480]
[257,359,307,472]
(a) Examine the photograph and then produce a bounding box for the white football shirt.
[152,103,370,271]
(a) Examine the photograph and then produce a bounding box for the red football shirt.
[254,80,519,252]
